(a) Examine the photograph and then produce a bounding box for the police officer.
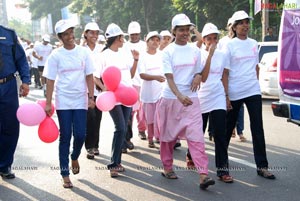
[0,25,30,179]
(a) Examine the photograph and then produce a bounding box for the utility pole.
[249,0,254,38]
[262,0,269,41]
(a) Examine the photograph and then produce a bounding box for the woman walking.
[43,19,95,188]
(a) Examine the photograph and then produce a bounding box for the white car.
[258,52,279,96]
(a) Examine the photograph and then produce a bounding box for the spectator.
[263,27,277,41]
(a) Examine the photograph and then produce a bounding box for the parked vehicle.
[258,41,278,62]
[258,52,279,96]
[271,0,300,126]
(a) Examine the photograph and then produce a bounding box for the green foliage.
[8,19,32,41]
[25,0,284,41]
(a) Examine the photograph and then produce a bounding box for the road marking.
[206,150,257,169]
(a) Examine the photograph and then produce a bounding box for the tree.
[8,18,32,41]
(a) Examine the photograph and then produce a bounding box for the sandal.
[200,177,215,190]
[62,177,73,188]
[161,171,178,179]
[110,169,119,178]
[117,164,125,172]
[219,174,234,183]
[71,160,80,175]
[239,135,247,142]
[257,169,276,179]
[148,142,156,148]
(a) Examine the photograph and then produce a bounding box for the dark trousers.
[226,95,269,169]
[30,68,41,86]
[108,105,132,169]
[0,79,19,173]
[203,110,229,176]
[85,96,102,150]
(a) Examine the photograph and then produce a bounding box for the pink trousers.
[160,140,209,175]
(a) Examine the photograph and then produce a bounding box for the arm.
[32,50,42,61]
[165,73,193,106]
[140,73,165,82]
[94,77,106,91]
[130,50,139,78]
[45,79,55,116]
[201,43,217,82]
[256,64,259,80]
[222,68,232,110]
[86,74,95,109]
[191,27,203,48]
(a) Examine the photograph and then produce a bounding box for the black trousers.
[226,94,268,169]
[85,96,102,150]
[203,110,229,176]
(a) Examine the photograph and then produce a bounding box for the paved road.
[1,86,300,201]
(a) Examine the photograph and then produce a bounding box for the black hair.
[102,35,120,52]
[229,18,250,38]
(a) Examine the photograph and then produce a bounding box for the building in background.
[0,0,8,26]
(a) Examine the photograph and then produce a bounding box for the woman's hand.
[191,74,201,92]
[177,94,193,107]
[45,104,52,116]
[88,98,95,109]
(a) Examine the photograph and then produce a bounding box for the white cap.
[231,10,253,22]
[171,13,195,29]
[84,22,103,32]
[160,30,172,37]
[128,21,141,34]
[98,35,106,42]
[145,31,162,42]
[201,23,220,38]
[227,17,234,26]
[105,23,126,38]
[55,19,77,34]
[42,34,50,42]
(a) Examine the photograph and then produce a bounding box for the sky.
[6,0,31,22]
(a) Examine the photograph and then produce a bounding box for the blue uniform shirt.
[0,25,30,83]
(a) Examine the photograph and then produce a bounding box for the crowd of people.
[0,10,276,191]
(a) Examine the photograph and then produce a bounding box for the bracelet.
[134,58,139,61]
[89,96,94,100]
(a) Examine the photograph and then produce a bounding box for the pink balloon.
[102,66,121,91]
[96,91,116,111]
[114,84,138,106]
[17,103,46,126]
[38,116,59,143]
[37,99,55,117]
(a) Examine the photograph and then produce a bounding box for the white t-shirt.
[84,44,103,96]
[139,51,164,103]
[43,45,95,110]
[34,43,52,66]
[198,49,229,113]
[218,35,231,51]
[26,48,38,68]
[95,48,133,86]
[225,37,261,100]
[123,40,147,86]
[161,42,203,99]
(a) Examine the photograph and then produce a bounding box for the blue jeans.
[56,109,87,177]
[236,104,244,135]
[108,105,132,169]
[226,95,269,169]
